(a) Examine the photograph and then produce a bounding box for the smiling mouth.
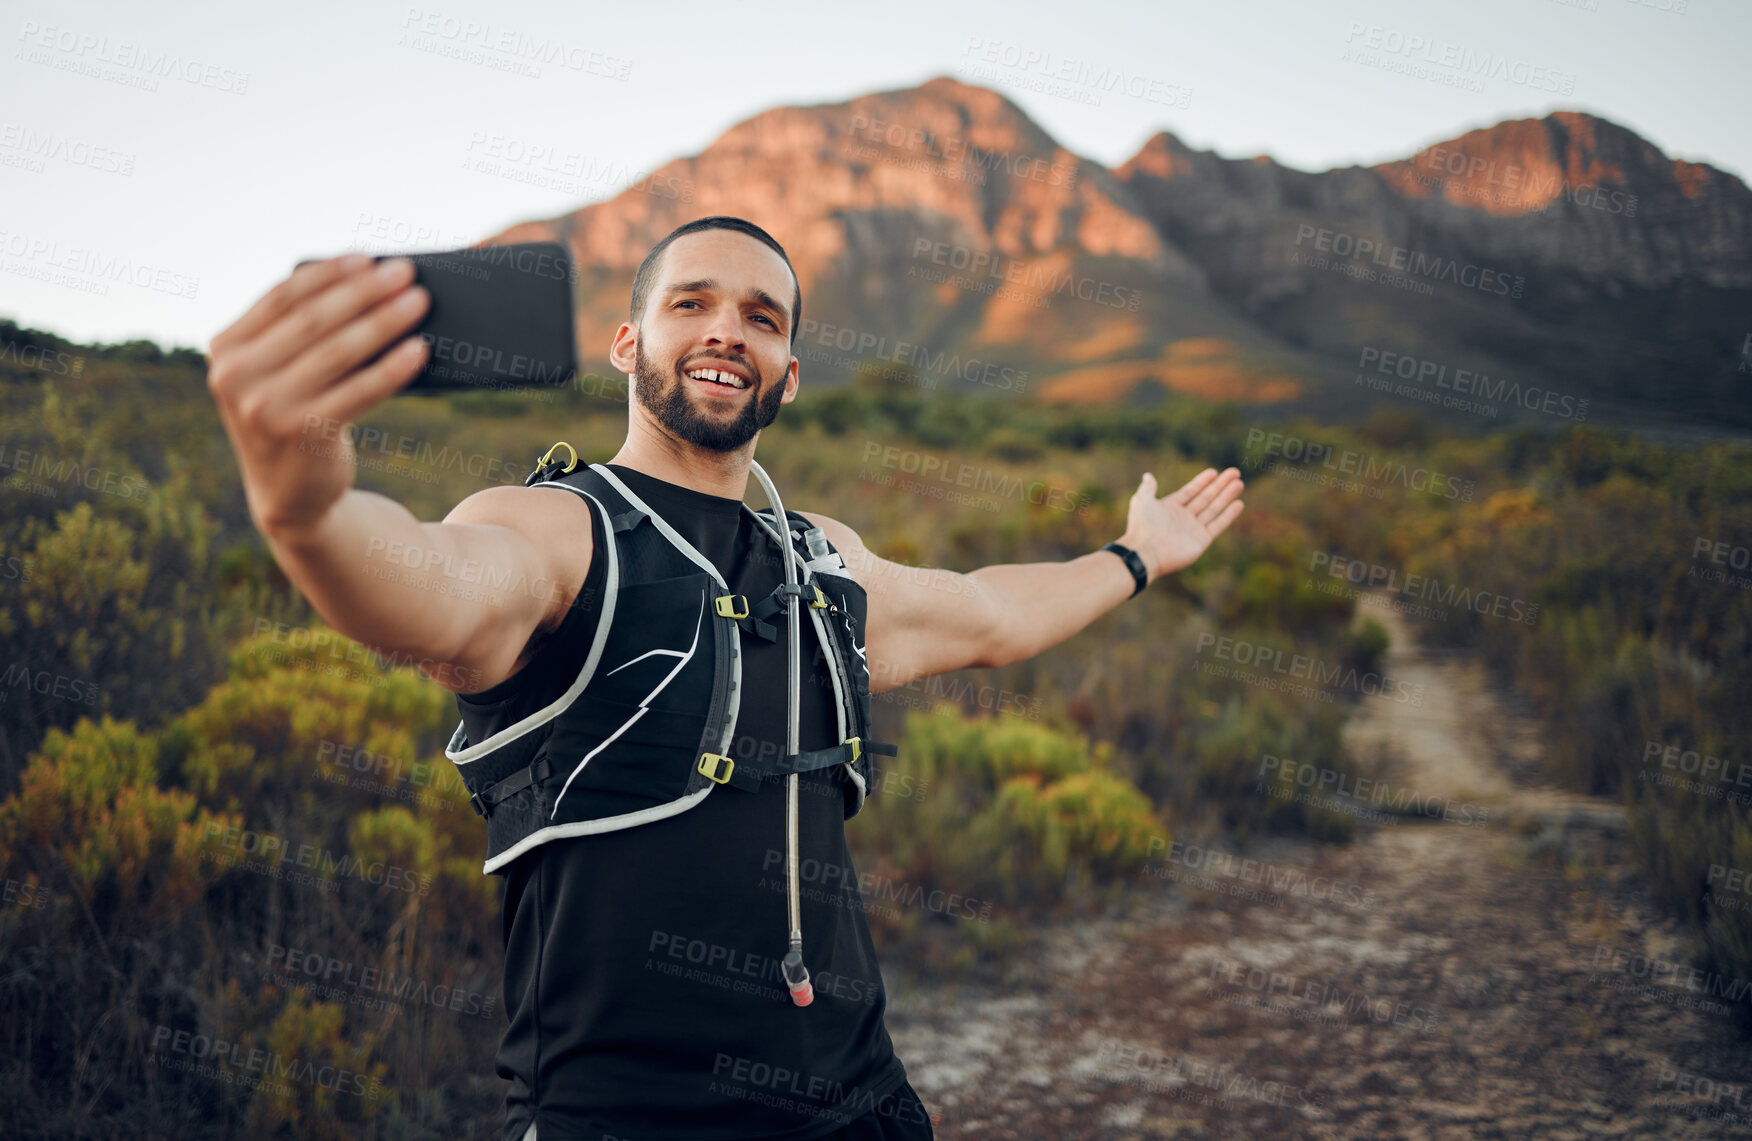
[682,364,751,391]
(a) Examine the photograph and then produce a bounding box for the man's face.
[617,229,798,454]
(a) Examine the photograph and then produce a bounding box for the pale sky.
[2,0,1744,352]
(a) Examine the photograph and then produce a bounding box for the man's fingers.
[1193,471,1244,524]
[1170,467,1218,505]
[307,333,430,428]
[210,254,370,359]
[278,273,430,403]
[227,257,423,405]
[1184,468,1240,517]
[1203,499,1245,539]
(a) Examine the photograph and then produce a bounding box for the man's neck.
[606,419,757,501]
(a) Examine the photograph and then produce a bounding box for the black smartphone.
[296,241,579,392]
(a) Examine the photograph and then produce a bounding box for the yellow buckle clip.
[538,441,579,473]
[698,753,735,784]
[809,584,828,608]
[844,736,861,762]
[715,594,749,619]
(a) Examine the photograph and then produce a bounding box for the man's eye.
[752,314,775,327]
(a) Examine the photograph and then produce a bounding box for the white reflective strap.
[445,487,621,764]
[589,464,727,588]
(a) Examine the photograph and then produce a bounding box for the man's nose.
[700,307,747,350]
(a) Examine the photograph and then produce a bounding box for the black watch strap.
[1102,541,1149,599]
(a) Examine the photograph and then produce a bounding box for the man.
[205,215,1244,1140]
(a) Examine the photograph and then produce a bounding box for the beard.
[632,342,785,453]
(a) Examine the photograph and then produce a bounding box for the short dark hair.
[629,216,802,349]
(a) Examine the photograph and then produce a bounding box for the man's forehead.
[659,230,793,295]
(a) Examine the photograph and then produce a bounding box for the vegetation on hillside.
[1,318,1746,1135]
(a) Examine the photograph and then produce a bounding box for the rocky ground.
[883,603,1752,1139]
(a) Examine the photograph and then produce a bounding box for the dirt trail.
[883,601,1752,1139]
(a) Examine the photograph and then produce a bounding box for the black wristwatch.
[1101,541,1150,599]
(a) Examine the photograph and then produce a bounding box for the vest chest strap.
[470,755,553,818]
[713,735,898,792]
[720,581,830,644]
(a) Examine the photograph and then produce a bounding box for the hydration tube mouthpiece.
[782,947,813,1007]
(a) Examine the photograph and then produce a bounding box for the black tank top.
[459,464,907,1141]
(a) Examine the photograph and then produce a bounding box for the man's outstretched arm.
[801,467,1244,694]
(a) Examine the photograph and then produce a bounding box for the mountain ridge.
[481,77,1752,435]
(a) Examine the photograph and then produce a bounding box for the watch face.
[1106,543,1146,594]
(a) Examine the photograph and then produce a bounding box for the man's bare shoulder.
[441,482,596,645]
[443,481,593,531]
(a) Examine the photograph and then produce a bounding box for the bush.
[847,704,1163,970]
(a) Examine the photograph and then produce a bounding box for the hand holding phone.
[295,241,580,393]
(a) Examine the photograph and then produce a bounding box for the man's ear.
[607,322,638,373]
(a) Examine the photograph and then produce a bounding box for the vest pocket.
[811,571,874,734]
[470,724,557,859]
[543,690,704,816]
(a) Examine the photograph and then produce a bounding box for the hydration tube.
[746,461,813,1008]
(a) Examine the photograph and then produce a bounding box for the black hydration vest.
[444,458,898,876]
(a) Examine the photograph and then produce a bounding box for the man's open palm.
[1124,467,1245,580]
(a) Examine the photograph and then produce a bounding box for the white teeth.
[687,368,746,389]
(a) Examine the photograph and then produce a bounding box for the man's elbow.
[966,579,1024,670]
[973,620,1024,670]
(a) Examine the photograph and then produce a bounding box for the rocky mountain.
[486,77,1752,436]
